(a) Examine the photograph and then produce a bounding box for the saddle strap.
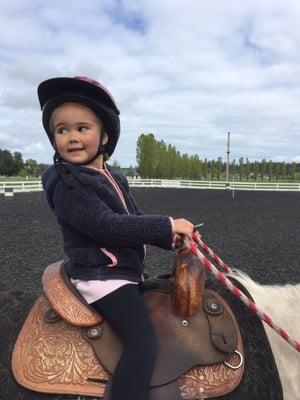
[204,291,238,354]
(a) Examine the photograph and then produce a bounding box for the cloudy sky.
[1,0,300,166]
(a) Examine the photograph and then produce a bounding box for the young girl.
[39,76,198,400]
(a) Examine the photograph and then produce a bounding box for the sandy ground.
[0,188,299,399]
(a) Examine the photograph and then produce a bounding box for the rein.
[184,236,300,353]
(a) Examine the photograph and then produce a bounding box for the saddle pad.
[12,294,244,399]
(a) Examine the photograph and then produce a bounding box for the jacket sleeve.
[53,180,174,249]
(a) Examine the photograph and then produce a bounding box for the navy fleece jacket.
[42,163,174,282]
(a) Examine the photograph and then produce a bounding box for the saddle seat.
[12,258,244,399]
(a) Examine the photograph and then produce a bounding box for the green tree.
[37,163,49,175]
[290,162,296,182]
[274,163,280,181]
[110,160,122,172]
[268,160,273,181]
[127,165,136,178]
[203,159,208,179]
[0,149,15,175]
[238,157,244,181]
[136,134,158,178]
[181,153,189,179]
[245,158,251,181]
[13,151,24,174]
[216,157,222,180]
[261,159,267,181]
[210,159,216,180]
[253,161,259,181]
[231,159,236,180]
[280,162,286,181]
[25,159,38,175]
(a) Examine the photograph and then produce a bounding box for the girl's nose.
[69,130,80,142]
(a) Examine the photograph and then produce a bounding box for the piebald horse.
[228,270,300,400]
[11,252,299,400]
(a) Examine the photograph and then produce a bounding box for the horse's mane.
[227,269,300,398]
[228,270,300,327]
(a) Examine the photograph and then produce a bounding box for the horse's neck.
[260,284,300,334]
[232,271,300,339]
[231,270,300,399]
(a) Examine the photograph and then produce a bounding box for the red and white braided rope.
[186,238,300,353]
[198,238,233,274]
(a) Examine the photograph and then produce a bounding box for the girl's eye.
[79,126,88,133]
[57,127,68,134]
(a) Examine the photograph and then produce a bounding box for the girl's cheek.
[85,137,99,147]
[55,138,66,151]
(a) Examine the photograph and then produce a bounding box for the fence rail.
[0,181,43,195]
[1,179,300,195]
[127,179,300,191]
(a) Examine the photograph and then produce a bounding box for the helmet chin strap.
[53,127,108,166]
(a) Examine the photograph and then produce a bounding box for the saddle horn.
[171,247,205,317]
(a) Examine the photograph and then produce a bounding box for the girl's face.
[52,102,108,166]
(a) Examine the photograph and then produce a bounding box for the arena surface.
[1,188,299,399]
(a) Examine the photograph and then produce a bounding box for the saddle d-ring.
[224,350,243,370]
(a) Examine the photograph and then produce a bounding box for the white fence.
[0,181,43,195]
[1,179,300,196]
[127,178,300,191]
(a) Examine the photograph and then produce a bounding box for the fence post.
[4,187,14,197]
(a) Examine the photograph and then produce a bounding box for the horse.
[226,269,300,400]
[11,245,299,400]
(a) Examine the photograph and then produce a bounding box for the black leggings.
[91,284,158,400]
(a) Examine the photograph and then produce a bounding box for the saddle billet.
[12,255,244,399]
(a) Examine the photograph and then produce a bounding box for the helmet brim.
[38,77,120,114]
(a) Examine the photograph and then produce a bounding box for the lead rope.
[184,236,300,353]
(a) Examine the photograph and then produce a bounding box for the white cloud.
[291,155,300,162]
[0,0,300,166]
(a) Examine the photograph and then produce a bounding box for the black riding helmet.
[38,76,120,163]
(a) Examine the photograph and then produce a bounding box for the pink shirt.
[71,278,138,304]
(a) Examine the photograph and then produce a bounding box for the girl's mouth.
[68,148,84,153]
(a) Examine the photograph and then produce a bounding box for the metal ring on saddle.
[224,350,244,370]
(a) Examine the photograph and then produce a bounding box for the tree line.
[1,140,299,182]
[0,149,48,177]
[136,134,299,181]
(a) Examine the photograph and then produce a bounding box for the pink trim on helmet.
[74,76,119,111]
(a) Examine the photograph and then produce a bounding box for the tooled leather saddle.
[12,248,244,399]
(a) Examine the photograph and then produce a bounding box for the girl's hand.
[175,234,184,248]
[173,218,195,240]
[173,219,202,248]
[174,229,202,248]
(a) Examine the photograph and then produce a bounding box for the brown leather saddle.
[12,249,244,399]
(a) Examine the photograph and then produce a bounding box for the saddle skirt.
[12,260,245,399]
